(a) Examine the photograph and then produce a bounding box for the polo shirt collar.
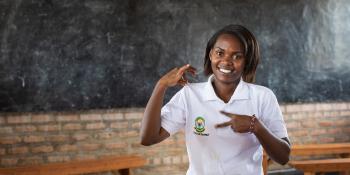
[203,75,250,102]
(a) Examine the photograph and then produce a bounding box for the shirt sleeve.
[160,87,187,136]
[260,90,289,139]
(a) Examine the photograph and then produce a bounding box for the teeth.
[219,68,232,74]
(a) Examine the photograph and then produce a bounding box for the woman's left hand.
[215,111,255,133]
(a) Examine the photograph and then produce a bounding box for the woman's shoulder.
[244,81,276,98]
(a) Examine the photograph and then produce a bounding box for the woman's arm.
[140,64,196,146]
[253,119,290,165]
[216,112,290,165]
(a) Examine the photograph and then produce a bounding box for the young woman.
[141,24,290,175]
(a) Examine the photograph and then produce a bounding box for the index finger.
[220,111,236,118]
[177,64,191,75]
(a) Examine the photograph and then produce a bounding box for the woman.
[141,24,290,175]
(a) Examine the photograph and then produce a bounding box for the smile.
[219,68,232,74]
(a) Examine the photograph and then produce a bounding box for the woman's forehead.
[214,34,243,52]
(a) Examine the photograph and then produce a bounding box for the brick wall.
[0,102,349,174]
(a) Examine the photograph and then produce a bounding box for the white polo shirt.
[161,75,288,175]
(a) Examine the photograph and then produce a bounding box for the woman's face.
[210,34,245,84]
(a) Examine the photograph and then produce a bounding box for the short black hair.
[204,24,260,83]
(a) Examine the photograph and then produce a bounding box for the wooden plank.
[291,143,350,156]
[263,143,350,174]
[0,155,146,175]
[289,158,350,172]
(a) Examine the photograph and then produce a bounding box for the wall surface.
[0,102,349,174]
[1,0,350,112]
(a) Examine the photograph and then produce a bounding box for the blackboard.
[1,0,350,112]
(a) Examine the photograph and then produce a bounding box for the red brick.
[158,139,176,146]
[320,137,335,143]
[0,117,5,124]
[119,130,138,138]
[301,120,317,128]
[74,155,96,161]
[343,127,350,133]
[0,148,5,155]
[163,156,172,165]
[300,104,316,112]
[316,103,333,111]
[0,126,13,134]
[1,158,18,166]
[98,132,117,139]
[340,111,350,116]
[318,121,333,127]
[72,133,89,141]
[47,135,69,142]
[102,113,124,120]
[152,157,161,165]
[47,155,71,163]
[124,112,143,119]
[7,116,31,124]
[289,130,309,137]
[10,146,28,154]
[286,122,300,129]
[86,122,105,130]
[32,145,54,153]
[182,155,189,163]
[81,143,100,151]
[63,123,82,130]
[31,114,53,123]
[23,135,45,143]
[57,114,79,122]
[0,136,21,144]
[37,124,60,132]
[323,111,340,117]
[19,156,43,166]
[331,103,348,110]
[80,114,102,121]
[334,120,349,126]
[285,104,302,113]
[104,142,127,150]
[58,144,78,152]
[310,129,327,136]
[327,128,342,134]
[131,122,141,129]
[172,156,182,164]
[110,122,128,129]
[15,125,37,132]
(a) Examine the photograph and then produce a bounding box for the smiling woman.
[140,24,290,175]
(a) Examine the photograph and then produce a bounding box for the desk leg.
[118,168,130,175]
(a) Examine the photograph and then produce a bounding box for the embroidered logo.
[193,116,209,136]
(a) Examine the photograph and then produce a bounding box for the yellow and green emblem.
[194,116,205,133]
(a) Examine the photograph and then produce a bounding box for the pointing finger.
[220,111,235,118]
[215,121,231,128]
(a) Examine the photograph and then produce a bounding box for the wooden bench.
[290,158,350,175]
[263,143,350,175]
[0,155,146,175]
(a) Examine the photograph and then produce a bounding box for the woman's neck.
[212,78,240,103]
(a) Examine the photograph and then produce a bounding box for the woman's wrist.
[251,116,262,134]
[156,80,169,91]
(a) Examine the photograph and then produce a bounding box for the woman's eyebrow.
[214,47,224,51]
[214,47,243,53]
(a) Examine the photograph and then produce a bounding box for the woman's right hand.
[158,64,196,88]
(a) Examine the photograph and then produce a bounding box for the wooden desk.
[0,155,146,175]
[263,143,350,175]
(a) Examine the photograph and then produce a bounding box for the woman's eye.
[215,51,223,56]
[232,54,242,60]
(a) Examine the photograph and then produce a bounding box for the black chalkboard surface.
[1,0,350,112]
